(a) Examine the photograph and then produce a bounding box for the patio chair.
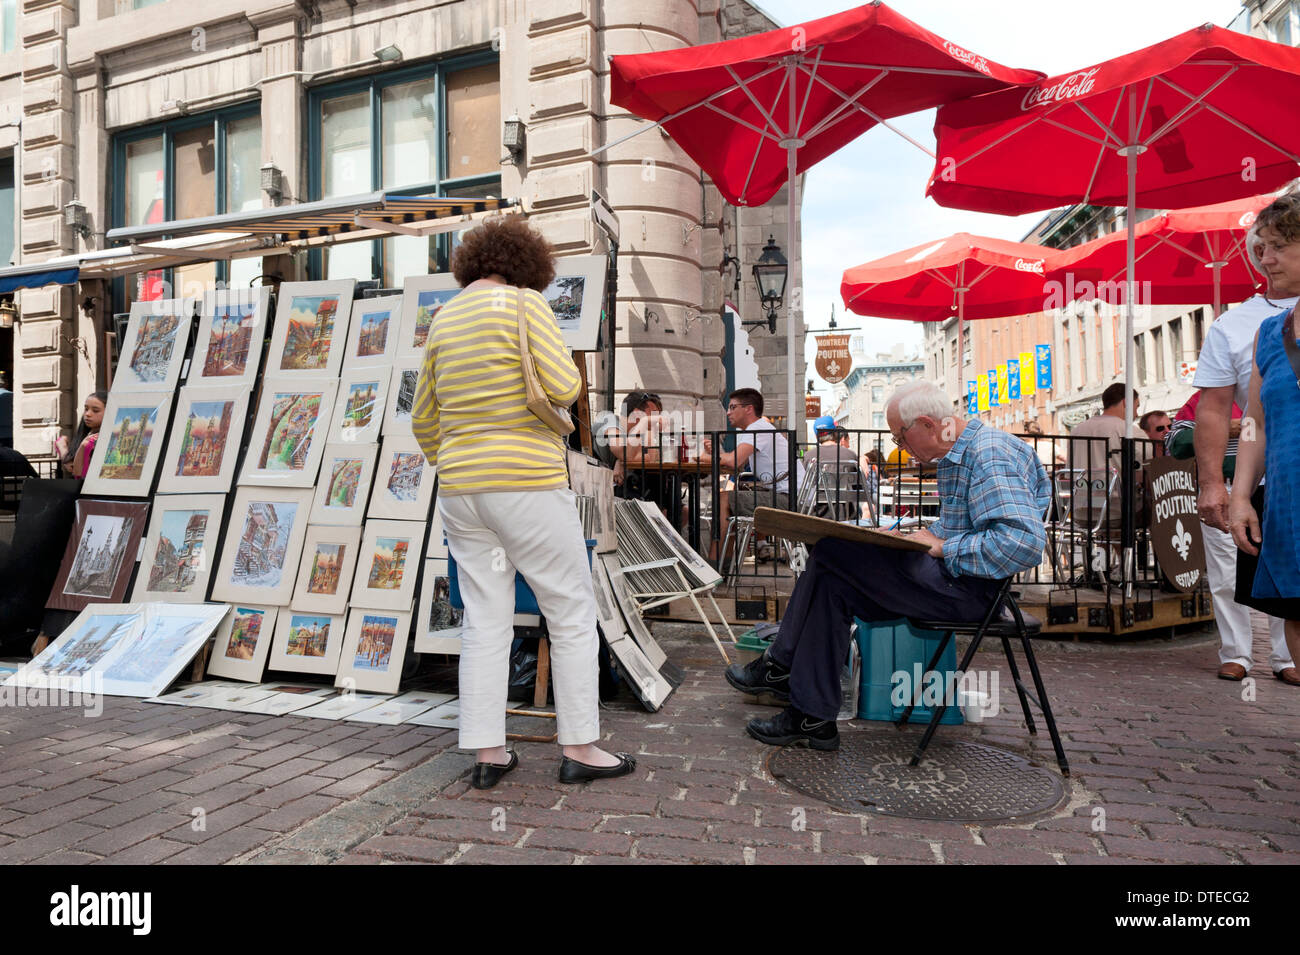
[720,469,817,586]
[898,578,1069,777]
[1051,466,1119,584]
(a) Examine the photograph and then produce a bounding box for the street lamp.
[746,235,787,334]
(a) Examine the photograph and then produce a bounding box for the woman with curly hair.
[411,216,634,788]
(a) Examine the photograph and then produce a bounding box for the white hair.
[887,381,956,427]
[1246,222,1263,273]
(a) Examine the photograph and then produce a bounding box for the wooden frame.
[47,499,150,612]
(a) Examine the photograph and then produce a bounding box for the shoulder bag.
[516,288,576,436]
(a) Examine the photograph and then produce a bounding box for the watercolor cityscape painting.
[280,296,339,370]
[203,303,257,376]
[99,406,158,481]
[257,392,322,471]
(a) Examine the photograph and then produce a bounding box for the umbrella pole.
[1122,93,1138,600]
[1213,261,1223,317]
[785,69,798,439]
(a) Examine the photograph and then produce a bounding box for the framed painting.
[334,609,412,694]
[239,377,337,486]
[267,609,347,676]
[7,604,144,693]
[295,691,391,721]
[598,552,668,670]
[397,274,460,359]
[414,556,462,655]
[192,286,271,385]
[309,442,378,526]
[367,435,435,521]
[81,390,174,497]
[131,493,227,603]
[345,690,453,725]
[330,367,389,445]
[546,255,606,351]
[156,383,252,494]
[349,518,426,611]
[210,486,314,605]
[265,279,355,378]
[382,361,420,437]
[113,299,195,392]
[47,499,150,612]
[341,294,402,370]
[205,605,279,683]
[97,603,229,698]
[291,524,362,615]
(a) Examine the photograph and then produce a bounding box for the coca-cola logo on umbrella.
[943,41,990,76]
[1020,68,1101,111]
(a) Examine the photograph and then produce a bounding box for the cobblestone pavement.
[1,615,1297,865]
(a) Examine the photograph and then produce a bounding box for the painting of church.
[203,304,256,376]
[342,381,380,430]
[100,406,157,481]
[356,309,391,357]
[176,400,234,477]
[129,312,181,382]
[64,515,134,599]
[385,453,423,503]
[258,392,322,471]
[146,509,210,593]
[367,537,409,590]
[280,296,339,370]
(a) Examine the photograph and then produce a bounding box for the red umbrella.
[1049,193,1275,315]
[610,3,1041,209]
[605,2,1041,424]
[927,24,1300,443]
[841,233,1063,381]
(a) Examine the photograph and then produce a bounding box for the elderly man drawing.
[725,381,1051,749]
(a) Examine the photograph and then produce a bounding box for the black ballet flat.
[470,751,518,790]
[557,753,636,784]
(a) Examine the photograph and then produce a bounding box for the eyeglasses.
[1153,425,1170,433]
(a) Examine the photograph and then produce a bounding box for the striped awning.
[105,191,517,244]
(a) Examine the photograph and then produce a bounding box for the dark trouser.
[767,537,1001,721]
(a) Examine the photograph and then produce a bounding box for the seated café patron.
[725,381,1050,749]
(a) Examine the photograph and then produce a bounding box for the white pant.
[439,488,600,749]
[1203,522,1292,671]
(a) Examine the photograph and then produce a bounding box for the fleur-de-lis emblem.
[1172,519,1192,560]
[827,359,841,377]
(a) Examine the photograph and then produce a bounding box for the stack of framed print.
[47,499,151,611]
[5,602,229,699]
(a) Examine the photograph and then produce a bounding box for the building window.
[872,412,884,429]
[850,335,863,354]
[1267,0,1298,45]
[949,337,957,367]
[1192,307,1205,356]
[112,105,263,305]
[1151,326,1165,381]
[310,55,501,286]
[1135,332,1147,385]
[0,155,12,269]
[962,335,971,368]
[1169,317,1184,371]
[0,0,16,54]
[871,385,883,403]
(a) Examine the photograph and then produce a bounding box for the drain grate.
[768,730,1065,822]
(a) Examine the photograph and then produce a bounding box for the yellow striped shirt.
[411,285,580,495]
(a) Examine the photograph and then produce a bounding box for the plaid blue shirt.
[931,419,1051,580]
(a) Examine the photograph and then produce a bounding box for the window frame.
[306,51,501,283]
[110,101,263,305]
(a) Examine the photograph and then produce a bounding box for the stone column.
[16,0,79,461]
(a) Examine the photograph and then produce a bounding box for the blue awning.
[0,265,79,294]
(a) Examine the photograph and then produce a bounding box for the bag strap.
[515,288,531,361]
[1284,309,1300,390]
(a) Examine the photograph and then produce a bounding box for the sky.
[747,0,1245,409]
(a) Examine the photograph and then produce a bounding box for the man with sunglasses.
[726,381,1050,749]
[1139,411,1172,457]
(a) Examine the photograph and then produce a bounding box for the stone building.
[0,0,805,463]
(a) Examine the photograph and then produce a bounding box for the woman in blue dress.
[1230,195,1300,674]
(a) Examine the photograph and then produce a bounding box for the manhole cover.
[767,730,1065,822]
